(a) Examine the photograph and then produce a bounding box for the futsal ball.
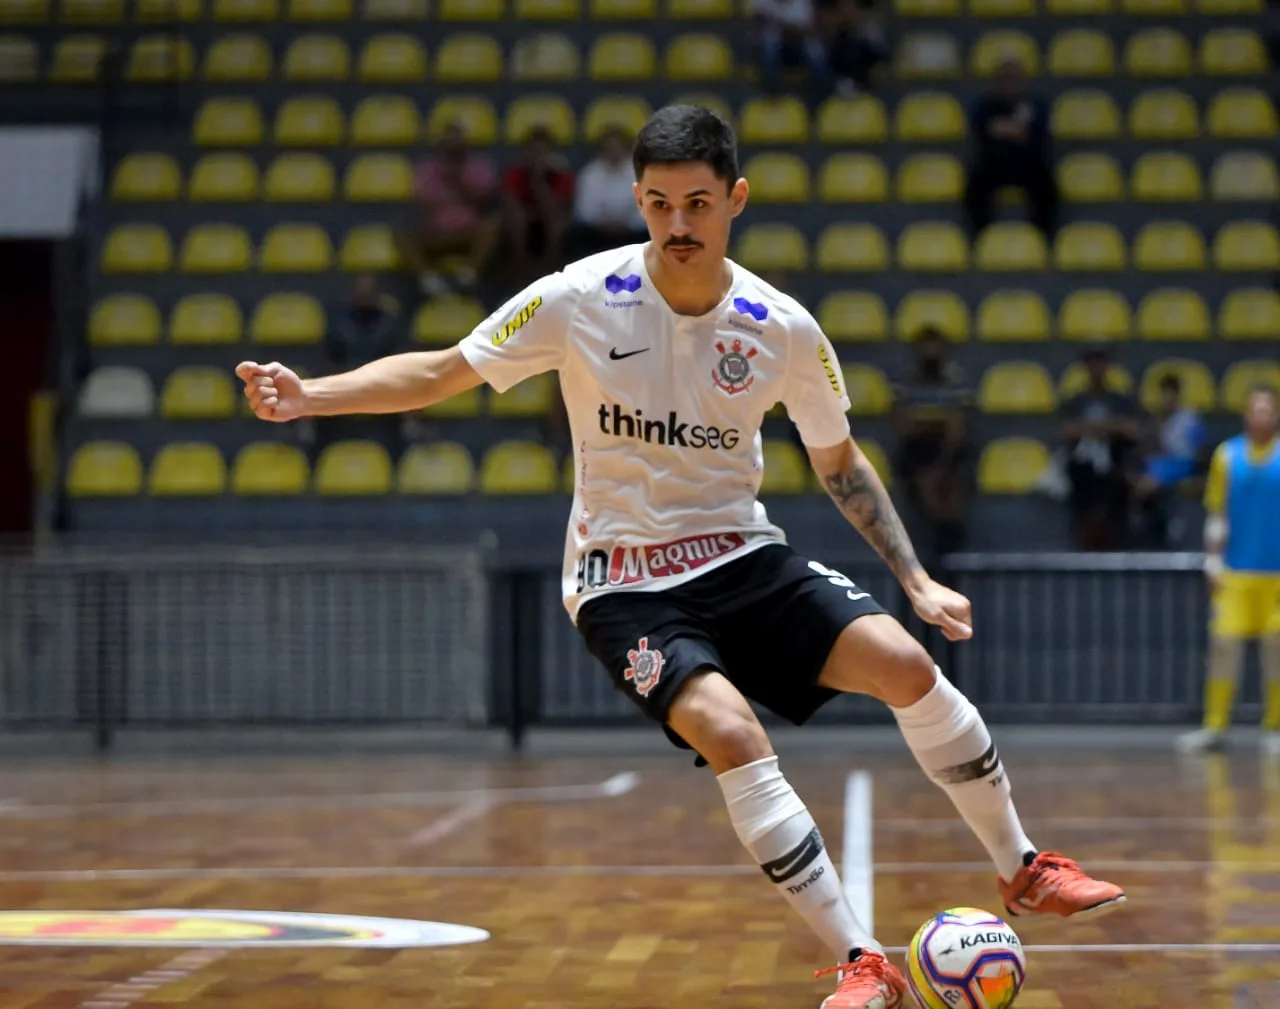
[905,907,1026,1009]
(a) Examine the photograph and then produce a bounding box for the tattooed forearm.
[821,453,925,588]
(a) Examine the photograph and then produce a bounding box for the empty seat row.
[897,0,1261,15]
[87,286,1280,348]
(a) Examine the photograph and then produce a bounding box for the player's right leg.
[1179,573,1251,753]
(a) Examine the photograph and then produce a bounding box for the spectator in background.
[963,57,1057,240]
[325,274,400,370]
[1060,349,1142,550]
[399,122,500,298]
[570,126,648,260]
[892,326,973,561]
[819,0,889,95]
[1132,374,1208,546]
[753,0,833,103]
[502,126,575,283]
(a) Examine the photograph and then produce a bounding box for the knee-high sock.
[1204,635,1245,732]
[1261,634,1280,732]
[891,670,1036,882]
[718,756,877,961]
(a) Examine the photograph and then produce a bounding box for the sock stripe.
[933,740,1001,785]
[759,825,825,884]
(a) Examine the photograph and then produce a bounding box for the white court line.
[408,800,494,847]
[879,815,1280,831]
[842,771,874,933]
[76,949,225,1009]
[883,943,1280,955]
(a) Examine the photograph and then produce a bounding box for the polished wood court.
[0,738,1278,1008]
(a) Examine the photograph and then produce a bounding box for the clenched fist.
[236,361,308,422]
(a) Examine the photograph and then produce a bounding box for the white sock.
[717,756,879,961]
[892,670,1036,882]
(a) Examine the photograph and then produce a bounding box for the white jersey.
[459,244,852,620]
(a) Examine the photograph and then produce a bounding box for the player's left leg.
[1260,578,1280,755]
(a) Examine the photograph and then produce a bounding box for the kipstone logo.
[604,273,643,308]
[733,297,768,322]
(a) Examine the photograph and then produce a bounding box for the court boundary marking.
[842,771,874,933]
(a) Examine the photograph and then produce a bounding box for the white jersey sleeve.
[780,311,852,449]
[458,271,582,394]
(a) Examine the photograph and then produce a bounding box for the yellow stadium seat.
[102,224,171,274]
[263,153,336,202]
[743,153,809,204]
[275,96,343,146]
[590,0,653,15]
[66,442,143,497]
[435,32,501,82]
[899,222,968,272]
[59,0,121,21]
[894,92,966,141]
[203,33,272,82]
[480,441,558,494]
[170,294,242,345]
[290,0,352,18]
[971,0,1034,14]
[160,366,236,419]
[232,443,310,495]
[440,0,501,15]
[363,0,426,16]
[665,32,732,81]
[0,35,37,81]
[897,153,963,203]
[971,31,1039,76]
[398,442,475,495]
[895,32,961,80]
[673,93,732,126]
[1222,361,1280,411]
[1137,288,1210,340]
[1140,360,1215,412]
[1059,360,1133,398]
[148,443,226,497]
[510,32,581,82]
[314,441,392,495]
[341,224,399,271]
[896,0,960,11]
[1197,0,1259,9]
[1054,223,1126,271]
[818,292,887,342]
[1058,152,1124,202]
[188,153,258,202]
[1122,0,1184,12]
[1048,30,1113,77]
[90,295,161,346]
[260,224,333,273]
[1211,182,1276,230]
[518,0,579,16]
[351,96,419,146]
[358,32,427,82]
[1051,89,1120,139]
[1125,28,1190,77]
[344,153,412,201]
[1058,289,1130,341]
[214,0,276,19]
[817,96,887,143]
[78,366,153,419]
[587,31,653,81]
[1207,88,1278,139]
[180,224,252,274]
[1219,289,1280,341]
[895,291,969,341]
[669,0,730,14]
[0,0,48,23]
[110,153,180,202]
[977,290,1050,341]
[1134,221,1206,271]
[979,362,1057,414]
[426,96,498,144]
[194,97,263,146]
[491,374,555,417]
[817,224,889,272]
[583,96,649,143]
[126,35,193,81]
[739,96,809,144]
[414,295,485,344]
[818,154,887,204]
[736,224,808,272]
[283,34,349,81]
[976,223,1047,272]
[1215,221,1280,272]
[760,440,809,495]
[50,35,106,82]
[1131,152,1201,202]
[134,0,200,18]
[1200,29,1267,76]
[842,365,892,416]
[504,95,576,144]
[1129,88,1198,140]
[978,438,1050,494]
[252,293,325,345]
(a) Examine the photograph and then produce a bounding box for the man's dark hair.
[632,104,739,188]
[1159,374,1182,394]
[1250,382,1278,401]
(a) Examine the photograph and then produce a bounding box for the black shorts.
[575,543,887,759]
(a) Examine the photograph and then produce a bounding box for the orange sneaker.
[998,851,1126,919]
[816,950,906,1009]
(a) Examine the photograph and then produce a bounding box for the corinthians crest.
[624,637,665,697]
[712,338,758,396]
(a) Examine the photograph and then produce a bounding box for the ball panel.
[906,907,1026,1009]
[906,927,951,1009]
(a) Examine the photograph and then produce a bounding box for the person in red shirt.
[501,125,575,282]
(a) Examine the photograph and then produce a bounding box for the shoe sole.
[1004,893,1127,921]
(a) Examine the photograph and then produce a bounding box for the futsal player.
[237,105,1124,1009]
[1179,384,1280,755]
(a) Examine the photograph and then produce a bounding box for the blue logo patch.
[733,297,768,322]
[606,274,642,295]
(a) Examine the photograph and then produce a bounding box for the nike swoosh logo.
[609,347,650,360]
[847,591,869,601]
[761,826,824,883]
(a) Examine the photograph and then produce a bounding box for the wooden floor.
[1,743,1279,1008]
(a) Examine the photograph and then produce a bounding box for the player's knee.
[667,674,772,773]
[874,637,938,707]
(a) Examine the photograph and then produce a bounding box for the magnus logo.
[576,532,748,592]
[597,404,740,450]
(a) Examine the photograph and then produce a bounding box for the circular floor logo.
[0,910,490,948]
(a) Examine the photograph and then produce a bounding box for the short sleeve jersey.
[460,244,852,620]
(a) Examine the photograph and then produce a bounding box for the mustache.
[664,238,702,249]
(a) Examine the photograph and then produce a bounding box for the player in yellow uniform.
[1179,384,1280,754]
